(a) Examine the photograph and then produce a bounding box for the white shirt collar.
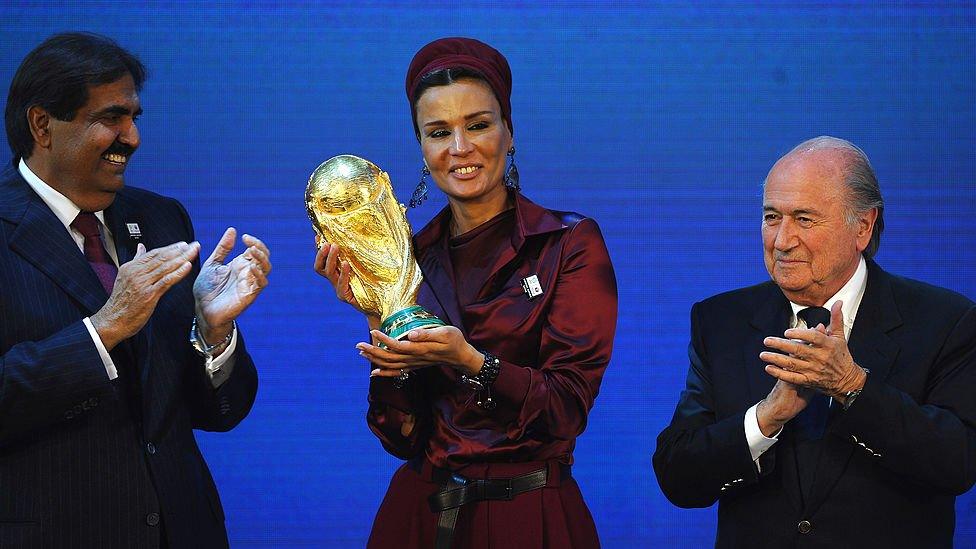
[788,256,868,338]
[18,158,109,233]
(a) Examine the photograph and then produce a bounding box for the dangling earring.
[503,146,520,191]
[409,164,430,208]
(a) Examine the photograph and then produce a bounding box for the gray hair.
[781,136,885,259]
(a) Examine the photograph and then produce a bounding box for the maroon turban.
[405,37,513,134]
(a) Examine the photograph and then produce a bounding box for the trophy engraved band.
[306,155,446,341]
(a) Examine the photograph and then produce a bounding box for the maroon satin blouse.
[367,192,617,470]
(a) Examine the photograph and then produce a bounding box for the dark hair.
[4,32,147,162]
[410,67,490,138]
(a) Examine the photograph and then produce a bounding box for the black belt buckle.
[479,479,514,501]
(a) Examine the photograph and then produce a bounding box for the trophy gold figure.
[306,154,445,340]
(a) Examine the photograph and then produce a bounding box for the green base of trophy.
[380,305,447,343]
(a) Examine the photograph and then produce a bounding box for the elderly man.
[654,136,976,547]
[0,33,270,547]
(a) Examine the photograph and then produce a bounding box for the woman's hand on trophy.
[358,327,484,378]
[314,242,376,320]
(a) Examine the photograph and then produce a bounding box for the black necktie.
[793,306,833,501]
[793,306,832,441]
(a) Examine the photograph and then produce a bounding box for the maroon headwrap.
[405,37,513,134]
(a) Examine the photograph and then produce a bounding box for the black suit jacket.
[0,165,258,548]
[653,260,976,548]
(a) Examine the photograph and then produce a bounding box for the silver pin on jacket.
[521,274,543,300]
[126,223,142,241]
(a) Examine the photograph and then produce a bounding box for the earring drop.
[409,165,430,208]
[503,146,520,191]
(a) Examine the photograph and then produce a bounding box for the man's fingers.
[759,350,806,372]
[241,233,269,260]
[145,243,199,285]
[829,300,845,337]
[247,262,269,290]
[207,227,237,265]
[765,336,809,356]
[153,260,194,290]
[135,242,147,258]
[245,245,272,275]
[776,328,826,346]
[765,364,808,386]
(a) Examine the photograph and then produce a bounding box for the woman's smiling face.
[414,78,512,206]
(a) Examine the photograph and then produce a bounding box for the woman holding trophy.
[313,37,617,548]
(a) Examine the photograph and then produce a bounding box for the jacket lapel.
[104,194,140,266]
[745,285,804,511]
[745,284,791,402]
[806,261,902,514]
[104,195,156,411]
[1,167,108,314]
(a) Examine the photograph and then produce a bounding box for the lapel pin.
[521,274,543,300]
[126,223,142,241]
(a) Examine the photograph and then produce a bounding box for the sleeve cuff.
[206,326,238,388]
[83,316,118,380]
[745,401,780,464]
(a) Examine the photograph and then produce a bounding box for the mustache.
[103,141,136,158]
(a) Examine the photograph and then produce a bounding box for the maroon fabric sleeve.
[367,373,430,459]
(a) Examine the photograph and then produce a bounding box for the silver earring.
[504,146,520,191]
[409,165,430,208]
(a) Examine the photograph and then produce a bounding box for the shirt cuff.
[206,326,238,388]
[83,317,118,380]
[745,402,780,464]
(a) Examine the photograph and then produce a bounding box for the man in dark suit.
[0,33,270,547]
[654,136,976,547]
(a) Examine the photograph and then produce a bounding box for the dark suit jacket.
[0,164,258,548]
[653,260,976,548]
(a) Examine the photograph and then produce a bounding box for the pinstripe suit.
[0,165,258,548]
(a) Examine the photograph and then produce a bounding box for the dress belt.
[407,457,571,549]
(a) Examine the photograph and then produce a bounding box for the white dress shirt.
[18,159,236,385]
[744,256,868,468]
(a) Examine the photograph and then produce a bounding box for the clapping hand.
[193,228,271,343]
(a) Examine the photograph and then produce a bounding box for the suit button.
[146,512,160,526]
[797,520,812,534]
[146,442,157,455]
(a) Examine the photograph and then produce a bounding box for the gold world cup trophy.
[306,155,446,342]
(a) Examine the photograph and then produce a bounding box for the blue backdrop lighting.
[2,2,974,547]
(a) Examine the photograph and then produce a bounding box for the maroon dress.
[366,193,617,548]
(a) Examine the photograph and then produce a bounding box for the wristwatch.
[842,366,870,411]
[190,317,235,375]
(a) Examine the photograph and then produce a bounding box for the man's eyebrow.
[93,104,143,117]
[762,205,822,216]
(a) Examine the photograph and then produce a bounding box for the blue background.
[2,1,974,546]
